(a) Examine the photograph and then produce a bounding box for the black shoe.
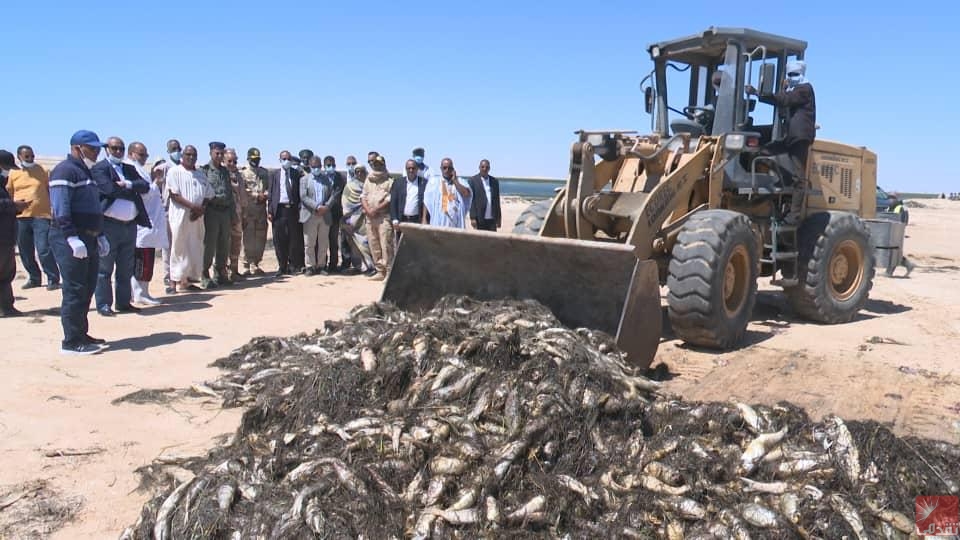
[1,307,23,317]
[116,304,141,313]
[304,267,316,276]
[22,281,41,290]
[84,334,107,345]
[46,282,61,291]
[61,342,104,356]
[341,267,361,276]
[97,306,116,317]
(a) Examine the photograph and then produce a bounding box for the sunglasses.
[441,165,451,170]
[787,72,800,77]
[108,145,125,151]
[226,160,237,164]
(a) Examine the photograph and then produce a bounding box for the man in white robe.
[423,157,472,229]
[165,145,213,292]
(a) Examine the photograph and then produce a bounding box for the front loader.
[383,27,882,369]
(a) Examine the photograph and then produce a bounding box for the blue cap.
[70,130,106,148]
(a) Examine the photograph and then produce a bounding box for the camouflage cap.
[247,147,261,159]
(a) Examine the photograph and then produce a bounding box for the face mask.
[250,159,261,168]
[83,157,97,168]
[312,168,323,177]
[21,161,36,169]
[346,166,356,177]
[169,151,182,163]
[414,156,423,165]
[325,165,335,173]
[280,160,291,169]
[786,74,802,87]
[107,154,122,165]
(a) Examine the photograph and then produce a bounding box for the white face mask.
[21,161,36,168]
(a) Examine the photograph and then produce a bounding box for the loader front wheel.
[785,212,874,323]
[512,199,553,236]
[667,210,759,349]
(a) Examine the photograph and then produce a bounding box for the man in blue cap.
[48,130,112,355]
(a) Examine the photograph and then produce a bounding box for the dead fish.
[779,492,800,523]
[402,469,424,503]
[303,497,324,535]
[467,388,491,422]
[446,484,479,511]
[217,484,236,512]
[644,461,683,486]
[413,335,430,362]
[246,367,283,384]
[411,510,437,540]
[433,369,484,400]
[485,496,501,524]
[665,520,685,540]
[718,509,752,540]
[741,427,789,473]
[506,495,546,522]
[639,474,690,496]
[153,479,193,540]
[825,415,861,486]
[556,475,599,503]
[658,496,707,520]
[736,402,763,433]
[422,476,446,507]
[864,498,914,533]
[300,344,326,354]
[360,347,377,371]
[429,456,467,475]
[775,458,822,477]
[740,502,780,528]
[427,507,481,525]
[829,493,867,540]
[189,383,220,398]
[430,364,460,391]
[739,477,790,494]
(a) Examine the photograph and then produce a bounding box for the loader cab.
[642,27,808,143]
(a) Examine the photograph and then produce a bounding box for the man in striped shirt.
[48,130,112,355]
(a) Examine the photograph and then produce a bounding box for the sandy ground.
[0,197,958,538]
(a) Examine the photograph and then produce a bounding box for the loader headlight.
[724,134,745,151]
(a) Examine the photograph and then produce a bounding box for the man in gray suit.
[300,156,341,275]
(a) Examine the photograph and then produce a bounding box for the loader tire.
[667,210,759,349]
[785,211,874,323]
[512,199,553,236]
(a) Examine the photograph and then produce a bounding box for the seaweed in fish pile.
[122,295,960,540]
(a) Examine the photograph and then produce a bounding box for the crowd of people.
[0,130,503,355]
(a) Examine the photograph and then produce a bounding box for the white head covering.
[785,60,808,91]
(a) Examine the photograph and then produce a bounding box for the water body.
[498,177,564,199]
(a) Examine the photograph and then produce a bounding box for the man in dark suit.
[468,159,501,231]
[91,137,151,316]
[390,159,428,235]
[268,149,304,276]
[320,155,347,273]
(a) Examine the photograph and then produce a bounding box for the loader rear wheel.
[667,210,759,349]
[512,199,553,236]
[785,212,874,323]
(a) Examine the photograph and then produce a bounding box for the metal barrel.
[381,224,662,369]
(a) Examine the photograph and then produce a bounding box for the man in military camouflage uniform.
[224,148,248,281]
[200,141,235,288]
[240,148,269,275]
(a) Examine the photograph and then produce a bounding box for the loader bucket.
[382,224,663,370]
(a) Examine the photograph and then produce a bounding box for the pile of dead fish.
[122,296,959,539]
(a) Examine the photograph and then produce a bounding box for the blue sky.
[2,1,954,193]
